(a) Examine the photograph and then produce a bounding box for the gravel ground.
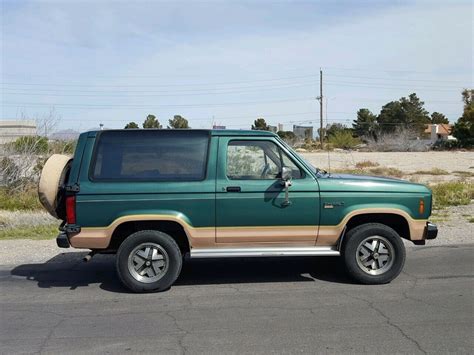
[0,210,57,228]
[300,151,474,173]
[0,203,471,266]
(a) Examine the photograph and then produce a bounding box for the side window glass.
[282,152,303,179]
[226,140,303,180]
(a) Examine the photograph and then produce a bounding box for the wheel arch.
[343,212,411,243]
[109,219,191,255]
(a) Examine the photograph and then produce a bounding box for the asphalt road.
[1,244,473,354]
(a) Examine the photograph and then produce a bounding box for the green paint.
[69,130,433,232]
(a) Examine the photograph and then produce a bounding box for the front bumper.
[425,222,438,240]
[412,222,437,245]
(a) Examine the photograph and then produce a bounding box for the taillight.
[66,195,76,224]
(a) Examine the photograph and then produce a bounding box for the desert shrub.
[365,127,430,152]
[48,140,76,154]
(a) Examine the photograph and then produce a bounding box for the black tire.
[116,230,182,293]
[342,223,406,284]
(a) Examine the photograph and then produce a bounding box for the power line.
[326,73,470,84]
[323,66,468,77]
[0,74,318,88]
[325,81,462,92]
[0,81,317,93]
[1,97,315,108]
[1,83,316,97]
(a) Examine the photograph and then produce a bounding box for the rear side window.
[91,130,209,181]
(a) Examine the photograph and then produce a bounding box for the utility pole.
[316,68,323,148]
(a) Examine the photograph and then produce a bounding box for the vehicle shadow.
[9,252,355,293]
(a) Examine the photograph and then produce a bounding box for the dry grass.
[355,160,379,169]
[412,168,449,176]
[453,171,474,177]
[0,187,42,211]
[366,167,404,178]
[0,224,57,240]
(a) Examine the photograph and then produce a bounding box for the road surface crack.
[166,311,189,355]
[346,293,427,354]
[35,318,65,354]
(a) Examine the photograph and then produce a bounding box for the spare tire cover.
[38,154,72,219]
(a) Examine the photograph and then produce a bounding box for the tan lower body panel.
[69,209,428,249]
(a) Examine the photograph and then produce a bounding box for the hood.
[317,173,431,194]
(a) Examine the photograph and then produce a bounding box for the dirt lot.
[301,151,474,173]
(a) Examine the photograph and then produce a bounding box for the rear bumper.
[56,223,81,248]
[56,231,70,248]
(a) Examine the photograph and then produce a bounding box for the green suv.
[38,129,437,292]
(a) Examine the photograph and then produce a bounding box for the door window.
[226,140,302,180]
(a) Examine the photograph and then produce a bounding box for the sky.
[1,0,473,133]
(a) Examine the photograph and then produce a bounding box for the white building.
[0,120,37,145]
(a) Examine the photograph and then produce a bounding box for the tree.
[142,115,162,129]
[252,118,269,131]
[124,122,139,129]
[326,123,350,138]
[168,115,189,129]
[377,93,430,135]
[352,108,378,139]
[277,131,297,145]
[452,89,474,147]
[430,112,449,124]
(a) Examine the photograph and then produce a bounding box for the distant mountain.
[50,129,80,141]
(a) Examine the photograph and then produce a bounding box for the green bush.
[11,136,48,154]
[328,131,360,149]
[431,182,474,209]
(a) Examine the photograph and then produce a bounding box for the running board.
[190,246,340,258]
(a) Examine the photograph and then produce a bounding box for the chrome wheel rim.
[356,236,395,275]
[127,243,169,283]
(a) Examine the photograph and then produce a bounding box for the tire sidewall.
[116,230,182,292]
[343,223,406,284]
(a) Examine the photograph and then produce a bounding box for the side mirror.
[281,166,292,181]
[280,166,292,207]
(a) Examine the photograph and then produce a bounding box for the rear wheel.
[342,223,405,284]
[116,230,182,292]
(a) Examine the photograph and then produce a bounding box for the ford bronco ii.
[38,129,437,292]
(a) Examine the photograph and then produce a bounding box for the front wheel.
[342,223,406,284]
[116,230,182,292]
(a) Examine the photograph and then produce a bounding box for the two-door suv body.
[39,129,437,292]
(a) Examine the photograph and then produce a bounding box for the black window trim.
[88,130,212,183]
